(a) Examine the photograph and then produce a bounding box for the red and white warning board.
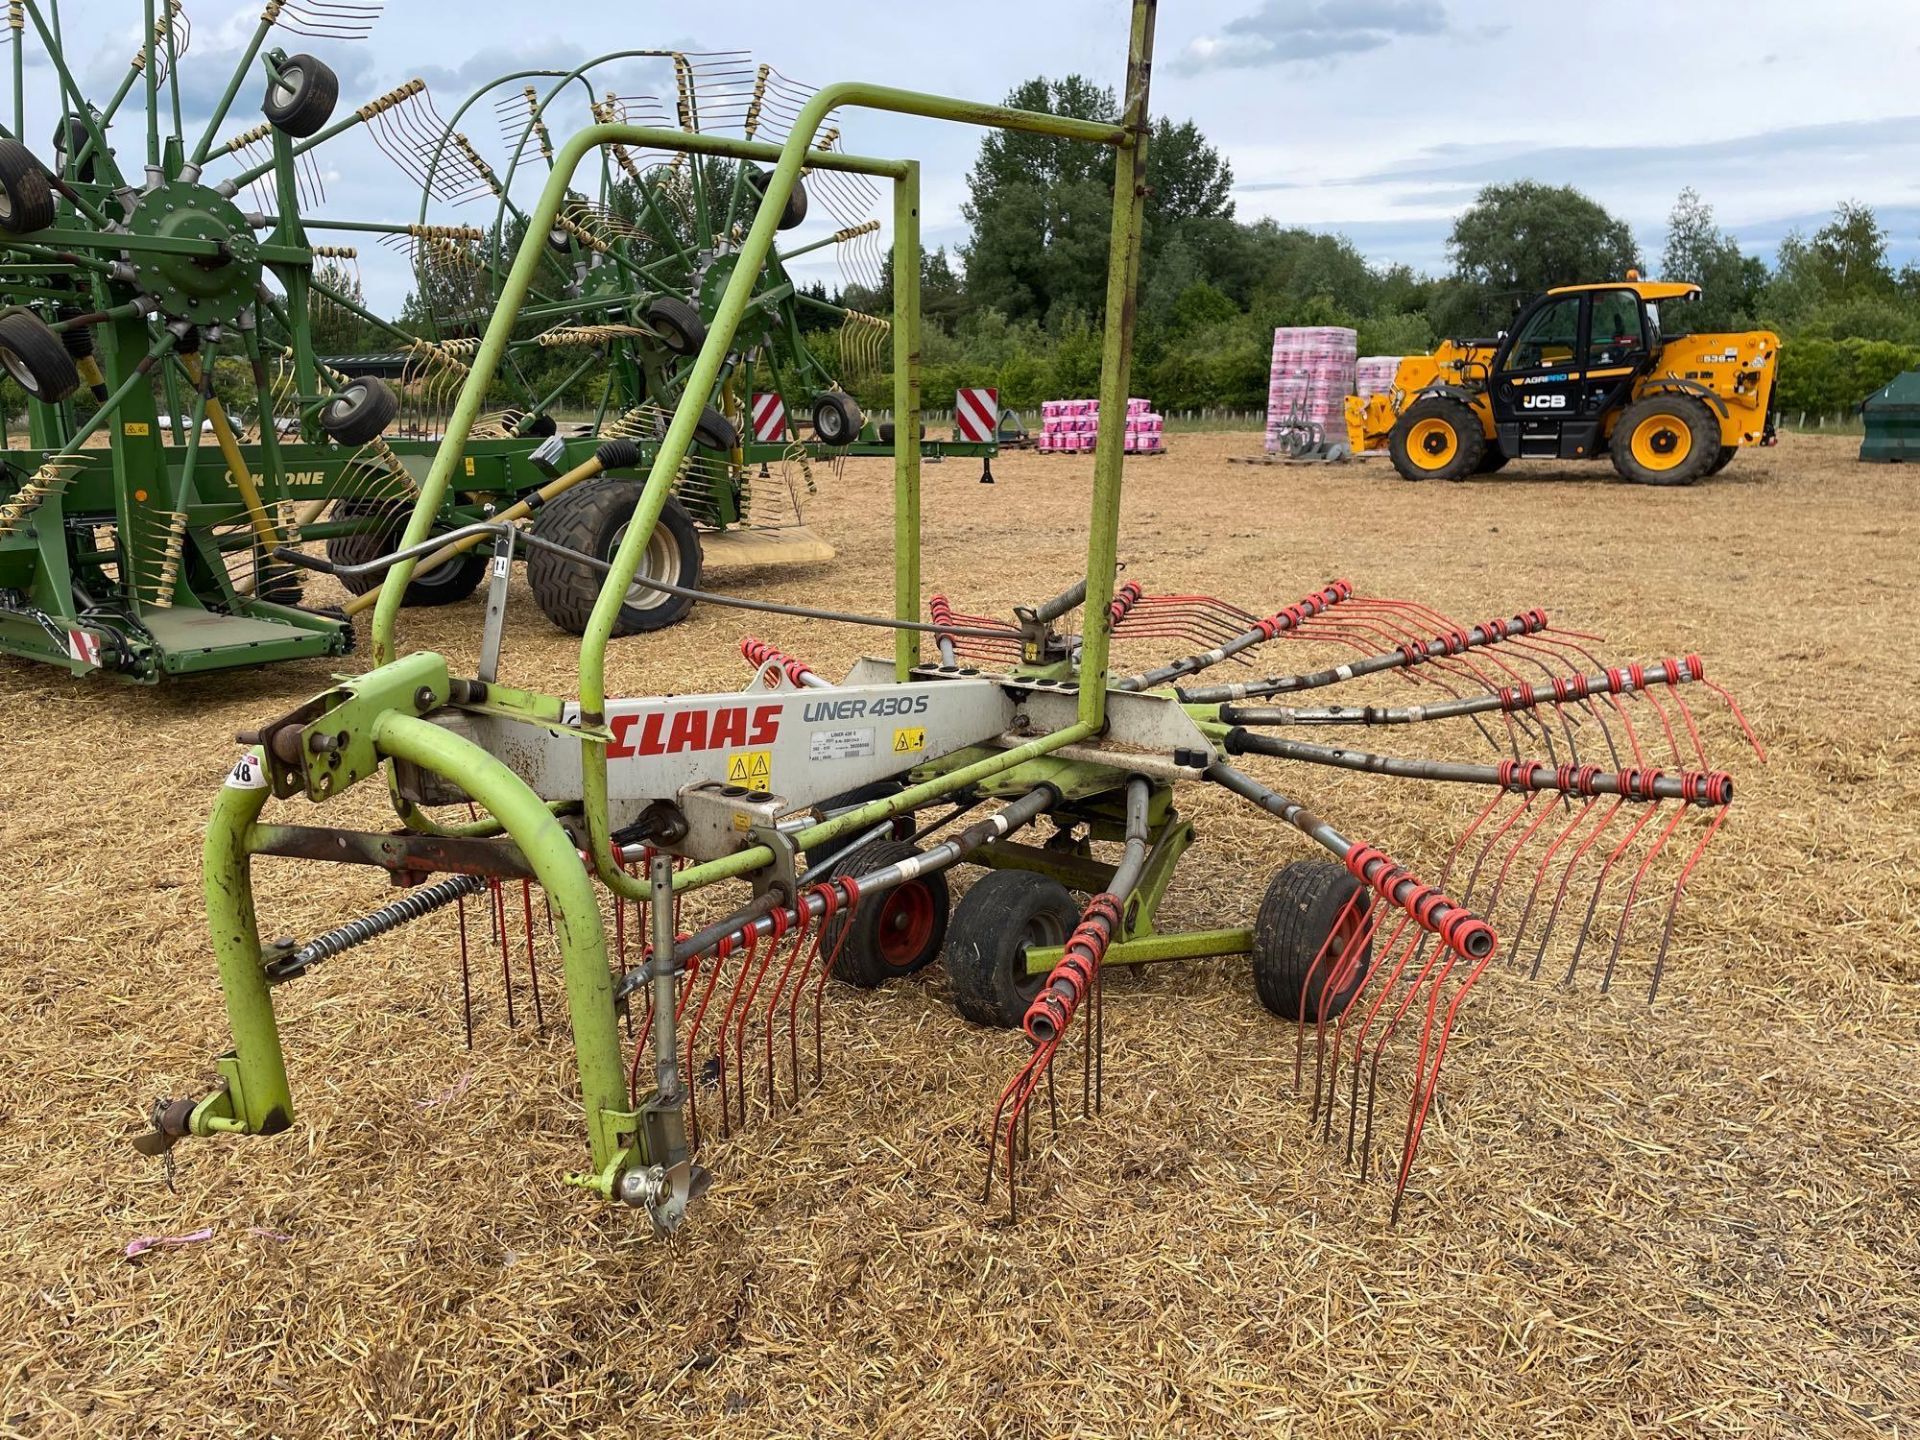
[66,630,102,667]
[954,387,998,443]
[750,392,789,443]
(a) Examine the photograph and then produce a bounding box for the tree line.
[816,76,1920,421]
[11,80,1915,430]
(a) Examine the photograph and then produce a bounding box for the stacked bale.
[1355,355,1404,402]
[1037,398,1165,453]
[1265,326,1357,452]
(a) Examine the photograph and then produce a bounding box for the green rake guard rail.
[183,0,1161,1208]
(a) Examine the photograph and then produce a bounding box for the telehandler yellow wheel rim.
[1629,412,1693,471]
[1406,417,1458,470]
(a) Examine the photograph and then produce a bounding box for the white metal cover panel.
[462,680,1018,810]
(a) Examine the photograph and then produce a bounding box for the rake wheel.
[1251,860,1373,1023]
[0,140,55,234]
[945,870,1080,1028]
[821,839,951,987]
[0,308,78,401]
[262,53,340,138]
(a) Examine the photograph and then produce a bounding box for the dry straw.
[0,432,1915,1437]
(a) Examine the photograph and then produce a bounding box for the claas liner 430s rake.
[138,2,1763,1229]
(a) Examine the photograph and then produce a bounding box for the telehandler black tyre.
[1387,397,1484,482]
[1610,395,1718,486]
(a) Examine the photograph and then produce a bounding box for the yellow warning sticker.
[726,750,773,788]
[892,726,926,755]
[124,421,151,436]
[464,456,476,477]
[731,812,752,832]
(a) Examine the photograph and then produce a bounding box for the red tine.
[729,907,794,1128]
[1598,801,1691,993]
[781,884,839,1104]
[1562,803,1661,986]
[811,877,862,1084]
[679,933,739,1147]
[1528,798,1627,978]
[1649,807,1731,1000]
[520,881,545,1031]
[1511,796,1603,964]
[1294,887,1373,1096]
[455,891,474,1050]
[760,902,818,1108]
[490,879,516,1028]
[716,915,781,1135]
[1392,934,1502,1224]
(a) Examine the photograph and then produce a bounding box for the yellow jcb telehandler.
[1346,277,1780,484]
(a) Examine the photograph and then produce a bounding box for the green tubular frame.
[194,1,1160,1199]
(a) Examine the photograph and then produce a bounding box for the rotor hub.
[120,181,262,325]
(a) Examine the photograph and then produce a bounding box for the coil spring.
[277,873,485,977]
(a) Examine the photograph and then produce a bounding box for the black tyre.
[1610,394,1718,486]
[811,391,864,447]
[692,404,738,453]
[1251,860,1374,1023]
[317,377,399,446]
[802,780,907,869]
[0,139,54,234]
[0,307,79,401]
[746,167,809,230]
[945,870,1082,1029]
[51,116,97,184]
[1387,396,1484,482]
[819,838,950,988]
[526,480,701,635]
[250,552,306,606]
[1707,445,1737,476]
[1474,446,1510,474]
[324,499,488,607]
[262,53,338,139]
[877,420,896,445]
[644,295,706,357]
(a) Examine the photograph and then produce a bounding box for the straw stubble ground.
[0,432,1915,1438]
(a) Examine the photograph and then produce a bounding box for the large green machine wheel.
[526,481,702,635]
[324,500,488,607]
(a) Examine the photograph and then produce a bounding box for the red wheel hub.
[875,883,934,968]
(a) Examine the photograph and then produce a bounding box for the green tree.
[1806,200,1894,300]
[1659,188,1766,332]
[1434,181,1640,335]
[959,77,1234,325]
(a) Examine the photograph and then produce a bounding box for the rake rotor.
[952,574,1762,1221]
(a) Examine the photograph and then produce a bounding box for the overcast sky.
[24,0,1920,311]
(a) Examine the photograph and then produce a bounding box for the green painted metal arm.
[370,712,632,1175]
[378,74,1135,906]
[202,764,295,1136]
